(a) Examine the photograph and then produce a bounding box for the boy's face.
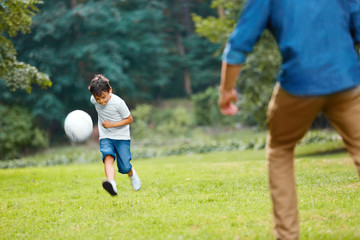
[94,89,112,106]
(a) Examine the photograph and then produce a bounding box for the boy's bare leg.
[103,155,118,196]
[127,168,133,176]
[104,155,115,180]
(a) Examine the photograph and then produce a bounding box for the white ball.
[64,110,93,143]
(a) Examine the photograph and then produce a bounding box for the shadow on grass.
[296,147,346,158]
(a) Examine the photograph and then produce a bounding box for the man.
[219,1,360,239]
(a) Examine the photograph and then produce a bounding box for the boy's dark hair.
[89,74,111,96]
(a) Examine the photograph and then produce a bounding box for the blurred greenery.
[0,127,345,168]
[1,0,329,160]
[0,105,49,159]
[1,0,223,148]
[0,0,52,92]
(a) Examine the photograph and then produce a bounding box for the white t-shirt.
[90,93,131,140]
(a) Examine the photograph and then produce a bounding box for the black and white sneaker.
[102,179,118,196]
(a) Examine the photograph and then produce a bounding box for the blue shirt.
[223,0,360,96]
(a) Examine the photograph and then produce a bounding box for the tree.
[2,0,178,139]
[0,0,223,142]
[0,0,52,92]
[162,0,220,96]
[2,0,175,135]
[193,0,281,127]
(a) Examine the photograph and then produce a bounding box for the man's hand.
[219,89,238,115]
[218,61,242,115]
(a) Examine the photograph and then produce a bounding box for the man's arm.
[102,115,133,128]
[218,61,242,115]
[218,0,270,115]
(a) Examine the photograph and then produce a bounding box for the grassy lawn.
[1,145,359,239]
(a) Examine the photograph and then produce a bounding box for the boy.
[89,74,141,196]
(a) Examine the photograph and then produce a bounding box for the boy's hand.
[102,120,113,128]
[101,115,133,128]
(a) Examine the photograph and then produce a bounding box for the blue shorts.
[99,139,132,174]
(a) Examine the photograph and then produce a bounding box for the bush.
[131,104,153,138]
[156,107,193,136]
[299,130,341,145]
[132,104,194,139]
[0,105,49,160]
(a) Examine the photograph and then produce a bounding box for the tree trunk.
[176,33,192,95]
[217,7,225,18]
[183,68,192,96]
[70,0,77,9]
[181,0,193,34]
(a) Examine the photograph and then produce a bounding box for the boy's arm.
[102,115,133,128]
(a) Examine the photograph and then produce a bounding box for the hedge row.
[0,131,341,169]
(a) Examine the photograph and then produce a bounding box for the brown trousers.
[266,84,360,240]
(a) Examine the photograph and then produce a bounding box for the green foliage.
[0,36,52,92]
[156,107,193,136]
[131,104,153,138]
[0,105,49,160]
[238,31,281,126]
[0,127,344,168]
[134,130,342,159]
[0,145,100,169]
[210,0,244,19]
[192,87,217,125]
[132,103,194,139]
[0,0,38,37]
[299,130,342,145]
[143,137,267,157]
[183,34,222,93]
[192,15,235,44]
[192,0,244,44]
[0,0,52,92]
[192,86,238,126]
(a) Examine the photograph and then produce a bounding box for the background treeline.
[1,0,283,159]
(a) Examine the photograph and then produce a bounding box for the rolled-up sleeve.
[222,0,271,64]
[350,0,360,43]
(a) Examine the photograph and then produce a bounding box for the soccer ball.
[64,110,93,142]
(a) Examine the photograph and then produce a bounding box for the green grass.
[1,146,359,239]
